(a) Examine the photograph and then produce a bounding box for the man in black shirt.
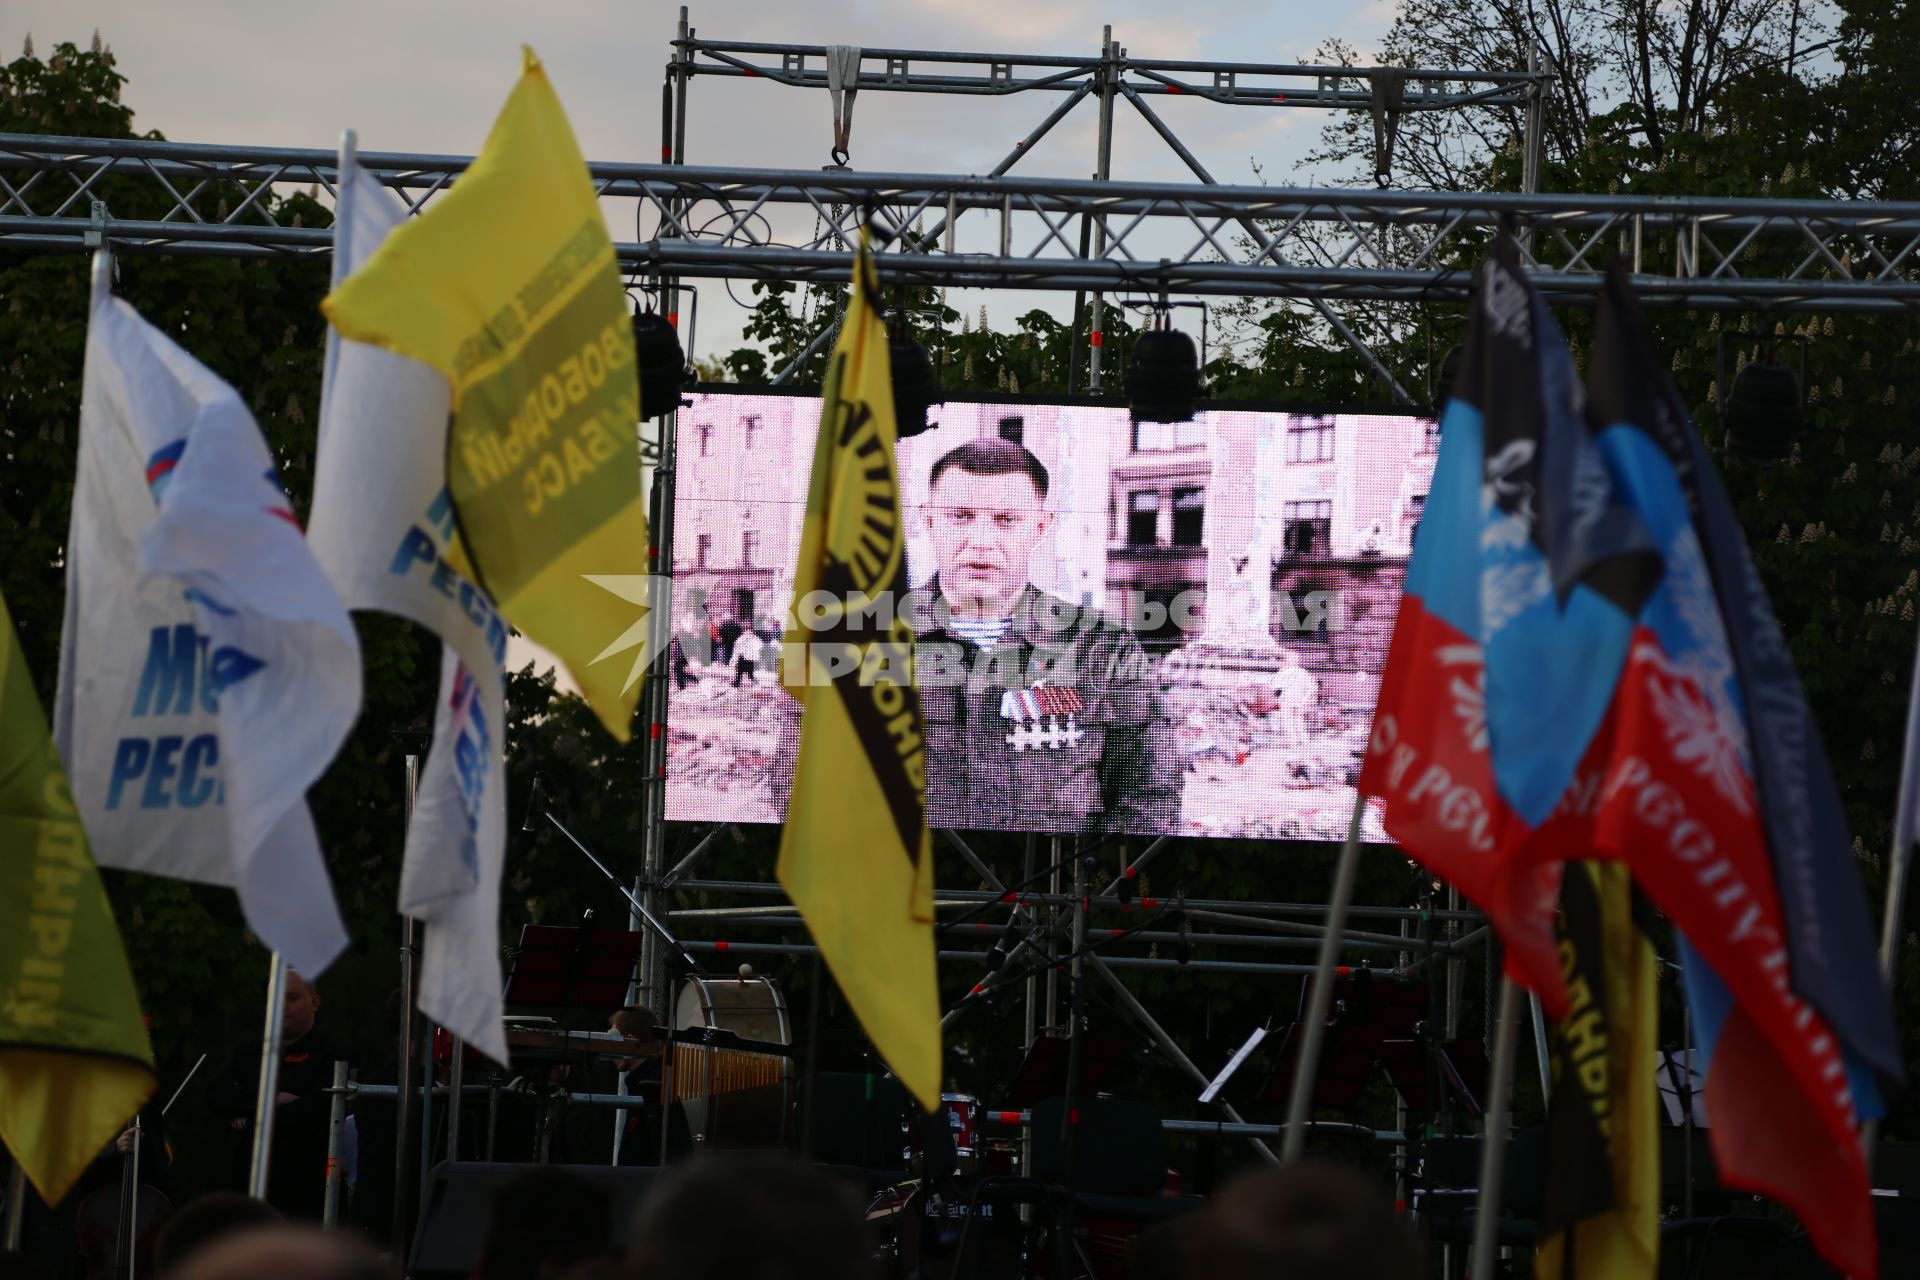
[209,969,350,1221]
[609,1005,663,1166]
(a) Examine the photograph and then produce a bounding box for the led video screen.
[664,391,1437,840]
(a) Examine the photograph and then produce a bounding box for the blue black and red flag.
[1519,259,1902,1278]
[1359,234,1660,1003]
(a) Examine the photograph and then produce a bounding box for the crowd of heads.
[3,1149,1418,1280]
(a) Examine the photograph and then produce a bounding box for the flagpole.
[3,1157,24,1251]
[1469,977,1522,1280]
[1876,622,1920,983]
[1528,992,1552,1104]
[1281,788,1368,1161]
[247,953,290,1197]
[1867,621,1920,1151]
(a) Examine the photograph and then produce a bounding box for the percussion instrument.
[864,1179,1026,1280]
[906,1093,981,1176]
[670,975,794,1148]
[502,1026,661,1063]
[75,1132,170,1280]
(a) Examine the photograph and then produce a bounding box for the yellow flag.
[323,48,648,740]
[0,587,155,1204]
[777,229,940,1111]
[1535,861,1659,1280]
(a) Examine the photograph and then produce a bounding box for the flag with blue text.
[312,149,510,1063]
[55,291,359,977]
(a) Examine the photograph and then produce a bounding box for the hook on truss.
[826,44,861,168]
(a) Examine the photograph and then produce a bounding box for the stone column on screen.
[1197,411,1279,654]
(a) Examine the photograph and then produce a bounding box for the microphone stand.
[535,808,705,979]
[945,907,1181,1022]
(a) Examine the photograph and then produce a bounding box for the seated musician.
[610,1005,664,1166]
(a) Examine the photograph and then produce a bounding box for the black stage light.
[1128,320,1200,424]
[632,310,686,421]
[1724,356,1801,460]
[890,330,942,438]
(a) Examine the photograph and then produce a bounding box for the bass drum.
[671,974,795,1150]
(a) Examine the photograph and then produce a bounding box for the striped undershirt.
[947,616,1012,650]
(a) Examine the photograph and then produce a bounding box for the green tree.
[713,276,1148,400]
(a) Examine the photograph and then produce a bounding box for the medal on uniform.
[1000,685,1086,751]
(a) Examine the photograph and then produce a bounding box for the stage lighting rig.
[632,309,686,421]
[1724,355,1802,461]
[889,324,942,439]
[1127,297,1205,424]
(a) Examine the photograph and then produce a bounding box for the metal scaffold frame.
[7,148,1920,312]
[4,11,1909,1205]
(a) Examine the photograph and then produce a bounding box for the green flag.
[0,586,154,1204]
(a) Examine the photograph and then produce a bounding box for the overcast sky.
[14,1,1418,357]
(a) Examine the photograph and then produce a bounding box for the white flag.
[311,149,510,1064]
[55,292,360,977]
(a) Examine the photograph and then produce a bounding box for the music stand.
[1260,1021,1376,1111]
[1377,1037,1491,1116]
[504,925,648,1013]
[1000,1034,1125,1110]
[1258,971,1433,1111]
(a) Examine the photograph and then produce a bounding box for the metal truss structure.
[7,135,1920,312]
[675,36,1545,113]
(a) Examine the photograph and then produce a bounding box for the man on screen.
[912,438,1180,833]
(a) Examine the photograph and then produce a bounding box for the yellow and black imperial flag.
[1535,861,1659,1280]
[777,225,940,1111]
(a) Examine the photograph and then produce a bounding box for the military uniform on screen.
[914,583,1180,834]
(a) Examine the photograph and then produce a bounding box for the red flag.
[1360,596,1563,1001]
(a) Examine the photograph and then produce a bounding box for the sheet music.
[1200,1025,1270,1104]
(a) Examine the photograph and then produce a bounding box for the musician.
[208,970,350,1221]
[609,1006,663,1166]
[8,1102,174,1278]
